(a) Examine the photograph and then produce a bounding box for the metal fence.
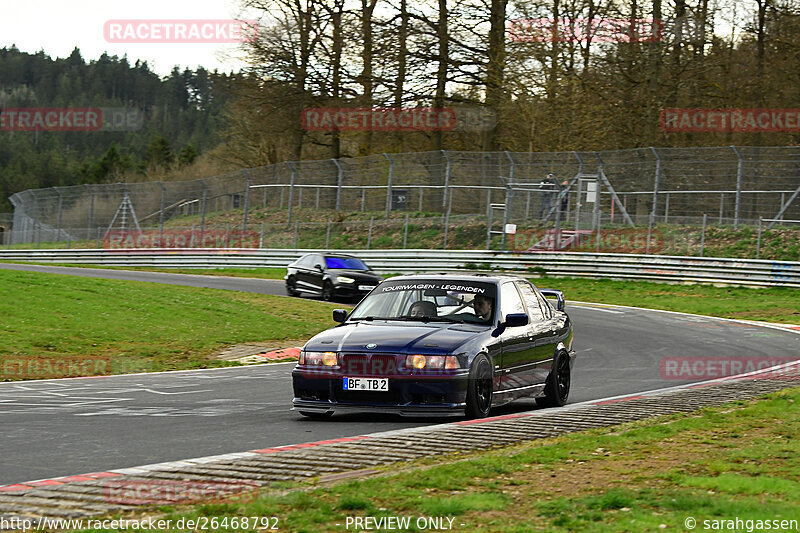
[7,147,800,246]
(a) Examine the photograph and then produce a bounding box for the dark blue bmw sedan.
[292,273,575,418]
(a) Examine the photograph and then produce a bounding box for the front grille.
[340,354,406,377]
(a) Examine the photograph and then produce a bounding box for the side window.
[311,254,324,269]
[297,254,313,268]
[500,282,526,319]
[516,282,545,321]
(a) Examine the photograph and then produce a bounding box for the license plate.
[343,377,388,391]
[358,285,376,291]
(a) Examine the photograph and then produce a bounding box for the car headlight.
[299,350,339,367]
[405,355,461,370]
[337,276,355,284]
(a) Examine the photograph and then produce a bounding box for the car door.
[295,254,318,293]
[308,254,325,294]
[498,282,537,393]
[516,281,557,384]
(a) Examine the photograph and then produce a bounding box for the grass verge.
[0,268,339,379]
[79,386,800,532]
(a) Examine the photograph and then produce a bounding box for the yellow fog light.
[322,352,338,366]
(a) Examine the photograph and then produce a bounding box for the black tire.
[298,410,333,419]
[465,354,493,418]
[322,281,334,301]
[538,351,571,408]
[286,276,299,297]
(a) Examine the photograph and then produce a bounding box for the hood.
[305,320,486,355]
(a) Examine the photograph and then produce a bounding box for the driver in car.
[472,294,494,322]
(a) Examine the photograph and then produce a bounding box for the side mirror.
[315,264,324,272]
[504,313,529,328]
[332,309,348,323]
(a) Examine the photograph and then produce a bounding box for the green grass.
[75,387,800,532]
[0,269,340,379]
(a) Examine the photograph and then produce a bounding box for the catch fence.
[7,147,800,248]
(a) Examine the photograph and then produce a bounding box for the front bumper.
[292,368,470,417]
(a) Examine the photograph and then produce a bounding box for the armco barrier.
[1,249,798,288]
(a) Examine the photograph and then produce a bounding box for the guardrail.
[1,249,798,288]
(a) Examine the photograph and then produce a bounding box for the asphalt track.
[1,263,799,486]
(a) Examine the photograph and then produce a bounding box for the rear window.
[325,256,369,270]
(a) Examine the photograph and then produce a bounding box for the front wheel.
[286,276,299,297]
[322,281,334,301]
[465,354,493,418]
[538,351,571,408]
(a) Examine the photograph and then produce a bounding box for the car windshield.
[348,279,497,324]
[325,256,369,270]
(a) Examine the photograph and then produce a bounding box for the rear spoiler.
[539,289,565,311]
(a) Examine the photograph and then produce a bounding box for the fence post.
[200,183,208,233]
[719,193,724,224]
[700,213,707,257]
[756,217,762,259]
[646,212,654,254]
[442,150,451,212]
[574,152,584,231]
[241,169,251,230]
[650,147,662,225]
[54,187,63,243]
[383,153,393,219]
[502,151,516,252]
[664,193,670,223]
[361,188,366,212]
[332,158,344,211]
[96,226,101,248]
[293,221,299,249]
[259,222,264,249]
[367,215,374,249]
[326,217,331,249]
[157,181,166,245]
[87,185,95,231]
[595,210,602,252]
[286,161,296,224]
[731,146,743,229]
[442,151,453,248]
[403,213,409,249]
